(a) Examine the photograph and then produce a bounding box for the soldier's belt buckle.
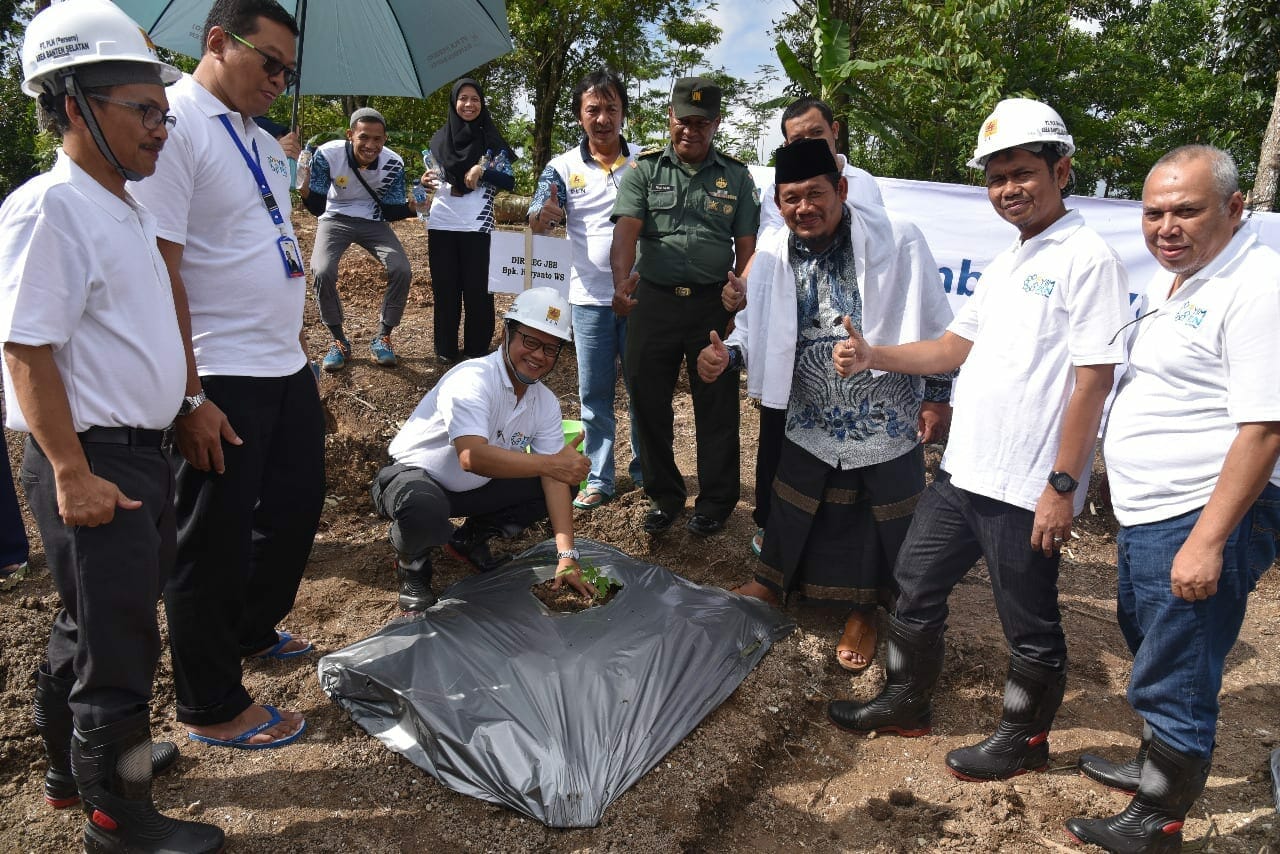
[674,286,692,297]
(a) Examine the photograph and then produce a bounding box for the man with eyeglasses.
[129,0,321,751]
[528,69,643,513]
[371,288,595,611]
[2,0,224,849]
[1065,145,1280,852]
[610,77,759,537]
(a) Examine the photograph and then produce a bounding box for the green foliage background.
[1,0,1277,202]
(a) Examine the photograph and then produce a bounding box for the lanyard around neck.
[217,114,287,233]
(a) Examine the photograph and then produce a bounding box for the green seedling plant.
[577,561,618,603]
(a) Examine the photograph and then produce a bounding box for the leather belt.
[78,426,166,448]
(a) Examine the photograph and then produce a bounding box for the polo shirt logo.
[267,154,289,178]
[1174,302,1208,328]
[1022,273,1056,297]
[569,173,587,193]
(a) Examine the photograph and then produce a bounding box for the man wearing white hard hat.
[0,1,223,850]
[372,287,595,611]
[827,98,1131,783]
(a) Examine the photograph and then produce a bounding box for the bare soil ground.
[2,215,1277,853]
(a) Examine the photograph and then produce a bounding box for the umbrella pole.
[290,0,309,133]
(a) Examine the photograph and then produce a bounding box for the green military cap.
[671,77,721,120]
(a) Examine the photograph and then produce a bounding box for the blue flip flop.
[247,630,313,660]
[188,705,306,751]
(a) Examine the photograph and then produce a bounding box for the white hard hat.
[968,98,1075,169]
[21,0,181,97]
[505,287,573,342]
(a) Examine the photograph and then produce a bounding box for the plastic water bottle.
[418,149,436,222]
[295,145,313,191]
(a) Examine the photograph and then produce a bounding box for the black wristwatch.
[726,346,744,371]
[1048,470,1079,494]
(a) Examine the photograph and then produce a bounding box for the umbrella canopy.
[115,0,512,98]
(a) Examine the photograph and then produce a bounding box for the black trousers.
[371,463,546,580]
[164,367,325,726]
[623,280,740,520]
[23,434,175,729]
[752,405,785,529]
[893,472,1066,668]
[428,228,495,359]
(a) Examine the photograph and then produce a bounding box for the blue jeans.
[1117,482,1280,759]
[572,304,641,495]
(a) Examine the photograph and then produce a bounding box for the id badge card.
[277,234,305,278]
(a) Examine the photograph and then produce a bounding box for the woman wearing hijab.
[422,78,517,363]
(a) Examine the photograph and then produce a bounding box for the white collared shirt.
[0,153,185,431]
[389,349,564,492]
[128,74,306,378]
[1105,223,1280,525]
[943,210,1130,514]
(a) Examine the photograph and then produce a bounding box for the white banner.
[751,168,1280,313]
[487,229,572,299]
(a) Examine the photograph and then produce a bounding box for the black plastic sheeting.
[318,538,795,827]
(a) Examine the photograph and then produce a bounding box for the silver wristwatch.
[556,548,580,562]
[177,391,207,417]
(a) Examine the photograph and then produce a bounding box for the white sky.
[704,0,794,162]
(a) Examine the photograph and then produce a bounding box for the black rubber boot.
[73,711,224,854]
[1065,735,1211,853]
[827,617,944,737]
[35,664,179,809]
[395,555,436,612]
[1078,721,1152,794]
[945,653,1065,781]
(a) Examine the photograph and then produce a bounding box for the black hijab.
[430,78,513,194]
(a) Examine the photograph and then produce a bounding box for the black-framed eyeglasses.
[516,331,563,358]
[228,31,299,89]
[85,94,177,130]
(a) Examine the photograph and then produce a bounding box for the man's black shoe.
[686,513,725,536]
[445,523,507,572]
[643,508,677,534]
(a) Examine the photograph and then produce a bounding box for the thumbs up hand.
[721,269,747,312]
[540,182,566,228]
[833,316,874,377]
[697,330,733,384]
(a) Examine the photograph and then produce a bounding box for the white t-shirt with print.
[389,349,563,492]
[128,74,306,378]
[0,153,185,431]
[942,210,1130,515]
[1104,224,1280,526]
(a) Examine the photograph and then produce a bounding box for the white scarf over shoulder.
[727,196,953,410]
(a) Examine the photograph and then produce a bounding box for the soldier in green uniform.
[610,77,760,536]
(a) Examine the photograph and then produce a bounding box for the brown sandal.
[836,610,878,671]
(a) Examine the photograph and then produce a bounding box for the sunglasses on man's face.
[228,31,299,89]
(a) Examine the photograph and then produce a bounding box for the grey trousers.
[310,213,412,330]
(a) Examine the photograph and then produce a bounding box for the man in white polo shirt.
[528,68,643,510]
[371,288,595,610]
[299,107,414,371]
[826,99,1131,783]
[1,1,223,850]
[1065,145,1280,852]
[129,0,321,750]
